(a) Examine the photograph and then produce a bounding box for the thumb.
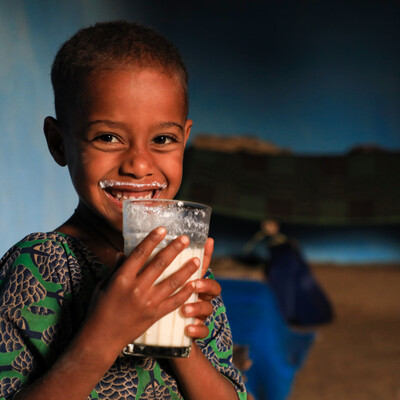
[115,251,126,269]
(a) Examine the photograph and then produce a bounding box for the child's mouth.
[99,180,167,204]
[107,189,154,201]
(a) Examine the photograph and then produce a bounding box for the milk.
[124,235,204,348]
[122,199,211,357]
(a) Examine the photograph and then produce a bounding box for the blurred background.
[1,0,399,262]
[0,1,399,399]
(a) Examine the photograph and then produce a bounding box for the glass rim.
[122,198,212,211]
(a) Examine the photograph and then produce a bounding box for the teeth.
[100,180,167,190]
[110,190,153,201]
[133,192,153,200]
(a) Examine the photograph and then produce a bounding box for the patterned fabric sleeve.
[196,271,247,400]
[0,234,75,400]
[0,235,247,400]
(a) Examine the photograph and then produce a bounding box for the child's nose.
[119,148,154,178]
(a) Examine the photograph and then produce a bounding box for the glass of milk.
[122,199,212,358]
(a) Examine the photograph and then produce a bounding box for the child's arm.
[172,343,239,399]
[172,277,241,400]
[13,228,199,400]
[169,239,245,399]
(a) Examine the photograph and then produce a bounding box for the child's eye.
[96,134,119,143]
[153,135,177,145]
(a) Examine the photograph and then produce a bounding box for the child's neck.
[57,207,123,269]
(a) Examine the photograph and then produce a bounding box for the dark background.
[1,0,399,262]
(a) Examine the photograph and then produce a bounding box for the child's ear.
[43,116,67,166]
[184,119,193,146]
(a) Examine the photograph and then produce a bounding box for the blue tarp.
[219,278,315,400]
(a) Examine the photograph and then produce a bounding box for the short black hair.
[51,20,188,126]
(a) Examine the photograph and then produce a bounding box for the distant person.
[245,220,333,326]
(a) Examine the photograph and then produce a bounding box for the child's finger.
[201,237,214,277]
[156,279,196,318]
[121,226,167,276]
[136,235,191,289]
[151,257,200,303]
[182,300,213,321]
[185,323,210,339]
[193,278,221,301]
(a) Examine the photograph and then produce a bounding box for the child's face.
[56,68,191,231]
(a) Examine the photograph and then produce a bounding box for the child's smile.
[99,179,167,203]
[49,68,192,232]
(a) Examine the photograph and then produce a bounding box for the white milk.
[125,236,204,348]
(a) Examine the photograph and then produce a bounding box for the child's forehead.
[79,67,186,103]
[88,65,182,85]
[77,65,180,97]
[66,67,187,127]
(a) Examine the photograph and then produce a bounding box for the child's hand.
[83,227,200,356]
[181,237,221,339]
[182,278,221,339]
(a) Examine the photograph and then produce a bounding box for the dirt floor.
[289,263,400,400]
[212,259,400,400]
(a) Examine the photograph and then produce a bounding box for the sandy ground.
[289,264,400,400]
[212,259,400,400]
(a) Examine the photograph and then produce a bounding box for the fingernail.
[187,325,196,334]
[184,305,194,314]
[155,227,167,236]
[181,235,190,245]
[194,279,203,289]
[193,257,200,267]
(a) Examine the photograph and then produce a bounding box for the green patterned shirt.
[0,232,246,399]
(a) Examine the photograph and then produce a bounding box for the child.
[0,21,246,400]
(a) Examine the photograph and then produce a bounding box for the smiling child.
[0,21,246,400]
